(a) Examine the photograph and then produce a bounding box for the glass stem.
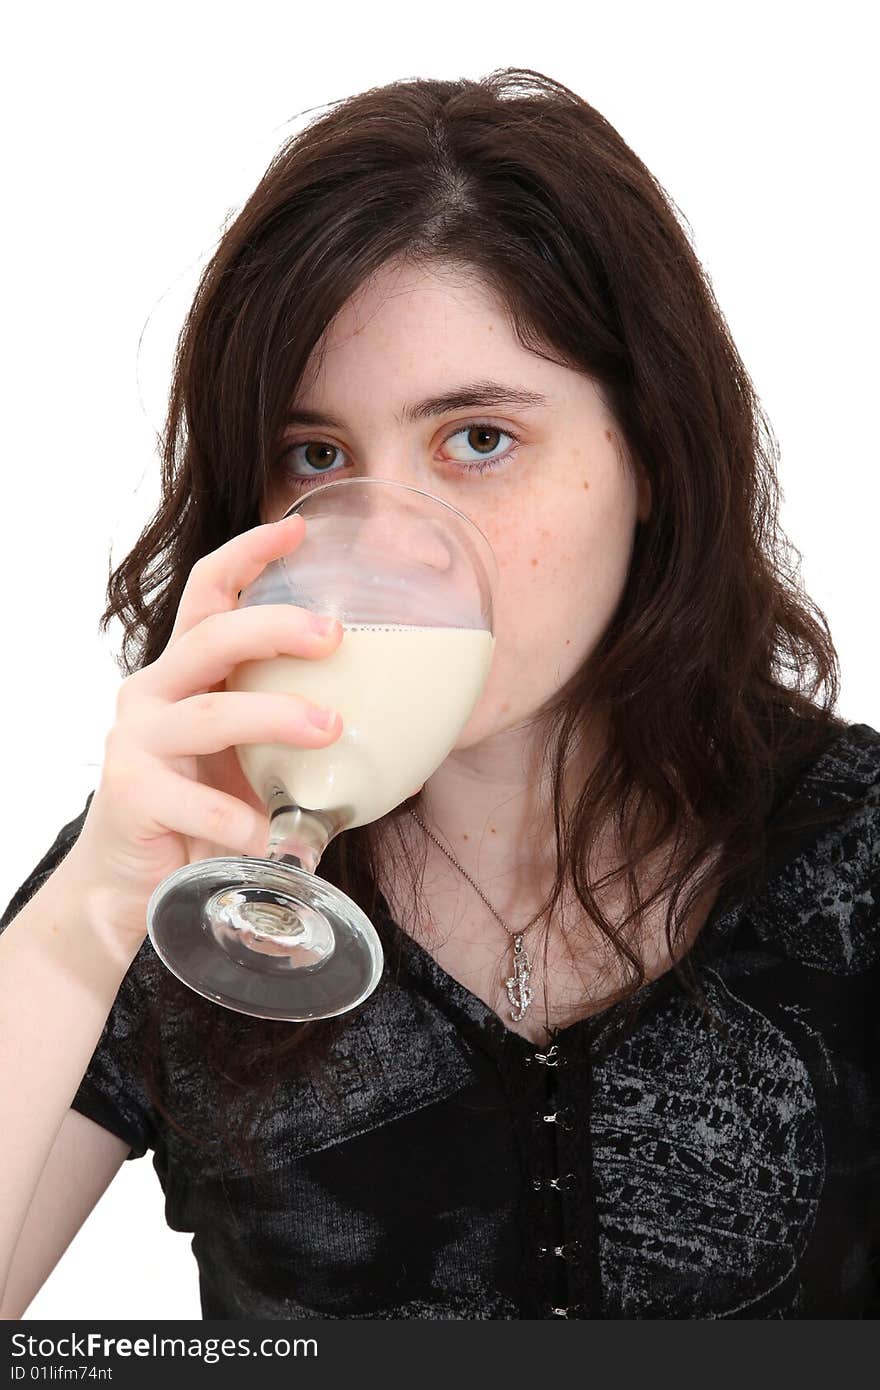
[264,789,336,874]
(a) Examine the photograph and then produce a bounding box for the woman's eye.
[276,421,520,486]
[281,441,344,480]
[442,424,515,462]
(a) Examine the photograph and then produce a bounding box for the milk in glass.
[228,623,494,828]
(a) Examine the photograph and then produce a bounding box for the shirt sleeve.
[0,792,160,1161]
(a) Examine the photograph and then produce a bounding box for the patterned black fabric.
[2,721,878,1319]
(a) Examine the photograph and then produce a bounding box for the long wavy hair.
[98,67,845,1180]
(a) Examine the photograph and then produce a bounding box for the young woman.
[1,68,877,1321]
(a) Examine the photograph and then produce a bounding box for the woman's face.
[262,258,650,752]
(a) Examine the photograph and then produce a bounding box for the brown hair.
[101,67,845,1180]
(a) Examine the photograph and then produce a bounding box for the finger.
[168,513,305,645]
[138,602,342,704]
[140,690,342,759]
[137,762,269,856]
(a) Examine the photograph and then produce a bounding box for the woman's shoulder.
[794,719,880,801]
[749,718,880,974]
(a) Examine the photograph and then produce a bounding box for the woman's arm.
[0,854,143,1314]
[0,1109,131,1319]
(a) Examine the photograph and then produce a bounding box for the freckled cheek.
[483,519,564,577]
[486,509,602,656]
[489,556,574,666]
[460,547,585,740]
[488,508,570,579]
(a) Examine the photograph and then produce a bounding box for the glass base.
[146,856,384,1021]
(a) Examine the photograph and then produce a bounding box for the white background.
[2,0,877,1321]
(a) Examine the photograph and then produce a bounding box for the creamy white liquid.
[228,624,495,829]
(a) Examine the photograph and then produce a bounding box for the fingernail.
[308,706,337,730]
[310,613,338,636]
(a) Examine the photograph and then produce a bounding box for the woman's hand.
[65,514,343,949]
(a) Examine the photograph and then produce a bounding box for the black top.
[2,721,878,1320]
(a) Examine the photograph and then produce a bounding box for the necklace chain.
[407,806,545,1022]
[406,809,545,938]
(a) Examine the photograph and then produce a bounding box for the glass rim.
[280,476,499,588]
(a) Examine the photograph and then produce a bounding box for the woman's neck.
[401,716,607,902]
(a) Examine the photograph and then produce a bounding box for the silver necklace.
[407,807,545,1023]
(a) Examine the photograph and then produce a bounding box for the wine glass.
[146,477,498,1022]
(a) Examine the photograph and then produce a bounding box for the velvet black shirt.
[2,721,878,1319]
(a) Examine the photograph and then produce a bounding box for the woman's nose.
[352,495,454,574]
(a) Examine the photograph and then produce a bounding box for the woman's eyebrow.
[284,381,550,429]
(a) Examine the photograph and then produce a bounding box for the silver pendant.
[505,933,533,1021]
